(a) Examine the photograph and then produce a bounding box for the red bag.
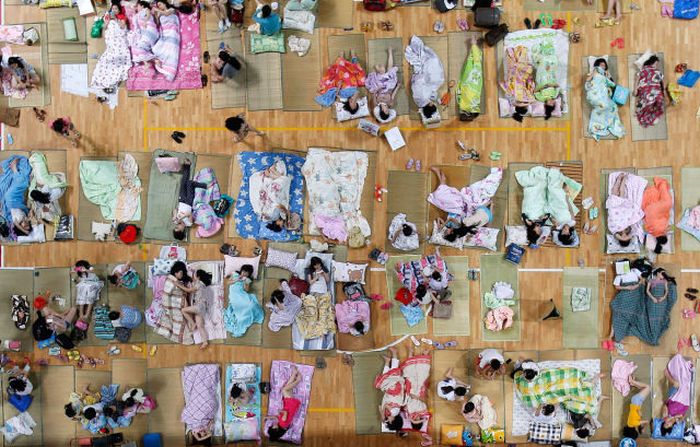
[395,287,413,306]
[363,0,388,11]
[288,275,309,296]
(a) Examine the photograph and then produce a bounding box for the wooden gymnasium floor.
[3,0,700,446]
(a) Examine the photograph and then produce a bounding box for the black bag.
[55,333,75,349]
[435,0,458,13]
[484,23,508,47]
[475,7,501,27]
[343,282,367,301]
[115,327,132,343]
[363,0,388,11]
[31,315,52,341]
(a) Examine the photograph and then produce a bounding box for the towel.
[611,359,638,397]
[667,353,694,407]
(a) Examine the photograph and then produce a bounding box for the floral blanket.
[395,253,451,293]
[294,293,336,340]
[264,361,314,445]
[181,364,223,435]
[192,168,223,238]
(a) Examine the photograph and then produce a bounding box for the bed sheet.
[512,359,601,436]
[126,10,203,91]
[224,364,262,442]
[234,152,305,241]
[264,361,314,445]
[500,29,570,116]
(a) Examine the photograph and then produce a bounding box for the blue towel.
[399,304,425,327]
[314,87,358,107]
[678,70,700,88]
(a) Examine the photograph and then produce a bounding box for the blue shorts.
[668,386,678,400]
[631,391,647,406]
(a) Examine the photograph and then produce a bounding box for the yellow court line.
[144,126,570,133]
[566,120,572,161]
[566,12,572,33]
[142,98,149,151]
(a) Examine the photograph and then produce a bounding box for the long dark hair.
[654,235,668,254]
[512,105,528,123]
[216,52,242,74]
[170,261,192,283]
[444,224,477,242]
[643,55,659,67]
[544,103,555,121]
[305,256,328,278]
[195,269,212,287]
[343,100,359,114]
[74,260,92,278]
[651,267,676,285]
[7,56,24,70]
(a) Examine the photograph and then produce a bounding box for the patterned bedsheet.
[264,361,314,444]
[234,152,305,241]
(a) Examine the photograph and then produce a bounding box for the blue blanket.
[0,155,31,240]
[234,152,305,241]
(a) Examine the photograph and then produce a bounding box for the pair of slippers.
[11,295,29,330]
[406,159,422,171]
[171,130,186,144]
[685,287,698,300]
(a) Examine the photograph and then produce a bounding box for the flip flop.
[614,342,628,356]
[415,160,422,171]
[380,302,392,310]
[692,334,700,352]
[410,336,421,347]
[420,338,434,345]
[434,342,445,350]
[444,341,458,348]
[406,158,415,170]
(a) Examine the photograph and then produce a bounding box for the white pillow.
[429,220,465,249]
[282,9,315,34]
[331,261,367,284]
[505,225,528,247]
[224,255,261,279]
[265,248,298,272]
[634,50,654,71]
[296,251,334,279]
[588,55,609,72]
[464,227,500,251]
[606,234,641,254]
[335,96,370,122]
[224,417,260,442]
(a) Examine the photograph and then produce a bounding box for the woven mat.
[431,350,470,444]
[9,23,51,108]
[386,170,429,254]
[681,167,700,251]
[118,151,152,238]
[447,31,485,115]
[471,164,508,247]
[206,18,247,109]
[598,0,637,13]
[245,32,283,111]
[191,154,232,244]
[327,33,366,70]
[507,162,540,226]
[562,268,600,348]
[147,368,186,444]
[409,35,449,121]
[387,255,428,336]
[107,262,146,343]
[611,354,652,438]
[434,256,470,336]
[581,55,620,140]
[46,8,88,64]
[351,352,383,435]
[40,366,76,445]
[367,38,409,116]
[112,359,148,442]
[627,53,668,142]
[480,254,520,341]
[282,30,321,111]
[316,0,355,29]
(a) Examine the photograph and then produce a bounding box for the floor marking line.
[143,126,570,133]
[142,98,149,151]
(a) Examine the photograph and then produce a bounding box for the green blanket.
[29,152,67,190]
[79,160,120,220]
[515,366,598,415]
[515,165,582,223]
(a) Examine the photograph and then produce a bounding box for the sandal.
[434,342,445,350]
[614,342,628,357]
[406,158,415,170]
[315,356,327,370]
[380,302,392,310]
[420,338,434,345]
[688,288,699,294]
[685,293,697,300]
[457,18,469,31]
[601,339,614,352]
[444,341,458,348]
[360,21,373,32]
[414,160,422,171]
[683,308,696,319]
[378,20,394,32]
[202,51,210,63]
[410,336,421,347]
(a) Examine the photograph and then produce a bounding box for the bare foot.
[200,341,208,350]
[388,346,398,357]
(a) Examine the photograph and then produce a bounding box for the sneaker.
[218,20,225,33]
[224,18,231,28]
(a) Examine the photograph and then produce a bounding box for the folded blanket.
[667,354,693,408]
[181,364,221,433]
[79,160,121,221]
[642,177,672,238]
[611,359,637,397]
[606,172,647,237]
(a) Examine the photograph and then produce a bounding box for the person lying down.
[249,159,300,233]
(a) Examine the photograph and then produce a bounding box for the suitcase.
[474,6,500,27]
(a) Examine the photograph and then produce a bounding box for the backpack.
[343,282,367,301]
[31,314,52,341]
[363,0,389,11]
[484,23,508,47]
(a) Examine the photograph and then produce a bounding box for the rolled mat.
[112,359,148,442]
[387,170,430,254]
[599,0,636,13]
[223,268,264,346]
[107,262,147,343]
[562,267,600,349]
[627,53,668,142]
[638,166,674,254]
[507,162,540,226]
[681,167,700,251]
[448,31,486,115]
[260,243,308,349]
[316,0,355,29]
[611,354,652,438]
[480,254,520,342]
[471,164,508,247]
[46,8,87,64]
[351,352,384,435]
[244,32,283,111]
[118,151,152,240]
[387,255,428,336]
[433,256,470,336]
[0,269,36,352]
[191,154,232,244]
[77,156,118,242]
[204,15,246,107]
[466,349,506,430]
[40,366,76,446]
[147,368,186,444]
[9,23,51,108]
[282,30,322,111]
[431,349,470,444]
[581,55,620,140]
[143,150,196,242]
[504,350,540,443]
[367,38,409,116]
[408,35,449,121]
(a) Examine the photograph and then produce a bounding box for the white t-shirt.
[175,203,193,227]
[10,208,26,225]
[478,349,504,369]
[437,378,457,401]
[613,268,642,287]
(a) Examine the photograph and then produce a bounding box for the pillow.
[40,0,71,8]
[335,97,370,122]
[587,55,609,72]
[250,32,285,54]
[505,225,528,247]
[429,220,465,249]
[332,261,367,284]
[552,229,581,248]
[634,50,654,71]
[265,248,298,272]
[464,227,499,251]
[154,156,181,174]
[441,424,466,447]
[224,255,261,279]
[282,9,316,34]
[62,18,78,41]
[152,258,175,276]
[302,251,333,276]
[651,418,685,440]
[224,417,260,442]
[606,234,640,254]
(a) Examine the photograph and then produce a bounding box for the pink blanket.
[264,361,314,444]
[126,10,202,91]
[606,171,648,237]
[667,354,693,407]
[611,359,637,397]
[335,300,370,334]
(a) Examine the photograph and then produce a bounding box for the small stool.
[143,433,162,447]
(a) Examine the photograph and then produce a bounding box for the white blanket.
[500,29,570,116]
[511,359,601,436]
[405,35,445,109]
[302,148,371,238]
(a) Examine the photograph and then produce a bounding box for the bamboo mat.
[680,167,700,251]
[245,32,283,111]
[282,31,322,111]
[8,23,51,108]
[387,170,430,254]
[206,18,247,109]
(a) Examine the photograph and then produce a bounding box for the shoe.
[203,51,210,63]
[444,341,458,348]
[688,288,699,294]
[406,158,415,170]
[171,133,183,144]
[173,131,186,138]
[434,342,445,350]
[201,74,208,87]
[524,17,532,29]
[415,160,422,171]
[686,293,697,300]
[410,336,421,347]
[420,338,434,345]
